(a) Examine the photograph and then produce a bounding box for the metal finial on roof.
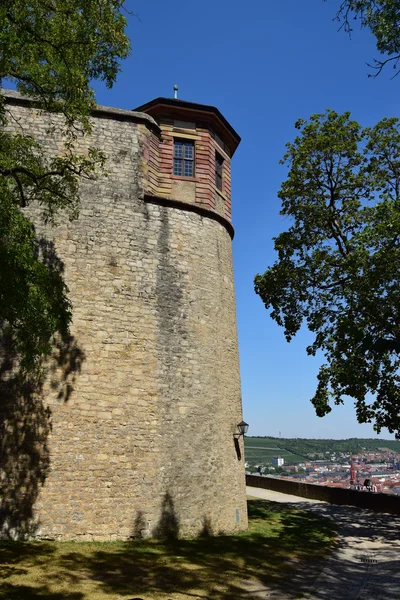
[173,85,178,99]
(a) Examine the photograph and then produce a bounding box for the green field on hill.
[244,438,306,465]
[244,436,400,465]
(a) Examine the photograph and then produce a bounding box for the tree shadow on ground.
[0,586,83,600]
[0,240,84,541]
[0,542,68,599]
[76,500,335,599]
[275,499,400,599]
[0,499,335,600]
[292,500,400,545]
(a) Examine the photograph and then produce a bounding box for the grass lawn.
[0,499,337,600]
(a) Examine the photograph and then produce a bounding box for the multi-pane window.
[173,139,194,177]
[215,152,224,191]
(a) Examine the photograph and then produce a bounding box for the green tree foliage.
[254,110,400,437]
[331,0,400,76]
[0,0,130,377]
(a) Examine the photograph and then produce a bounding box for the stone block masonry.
[1,91,248,540]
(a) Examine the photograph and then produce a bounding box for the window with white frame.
[173,139,195,177]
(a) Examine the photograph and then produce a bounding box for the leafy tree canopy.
[0,0,130,377]
[330,0,400,77]
[255,110,400,437]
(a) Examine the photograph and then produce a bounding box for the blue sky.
[93,0,397,439]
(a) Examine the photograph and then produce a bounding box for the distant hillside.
[243,438,307,465]
[244,436,400,466]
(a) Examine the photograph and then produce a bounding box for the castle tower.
[134,95,240,223]
[1,90,247,540]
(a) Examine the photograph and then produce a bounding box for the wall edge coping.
[2,89,161,133]
[144,194,235,239]
[246,474,400,514]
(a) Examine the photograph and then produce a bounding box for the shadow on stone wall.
[132,510,147,538]
[153,492,180,541]
[132,496,214,540]
[0,241,85,539]
[0,331,84,539]
[199,515,214,537]
[0,367,51,539]
[48,334,85,403]
[234,437,242,461]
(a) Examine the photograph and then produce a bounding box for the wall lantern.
[234,421,249,438]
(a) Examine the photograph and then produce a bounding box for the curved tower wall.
[3,92,247,540]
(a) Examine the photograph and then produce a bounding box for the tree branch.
[12,173,27,207]
[367,55,400,79]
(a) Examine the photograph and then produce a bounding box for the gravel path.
[247,486,400,599]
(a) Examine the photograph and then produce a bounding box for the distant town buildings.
[246,447,400,495]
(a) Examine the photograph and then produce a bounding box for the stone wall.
[247,474,400,515]
[1,93,248,540]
